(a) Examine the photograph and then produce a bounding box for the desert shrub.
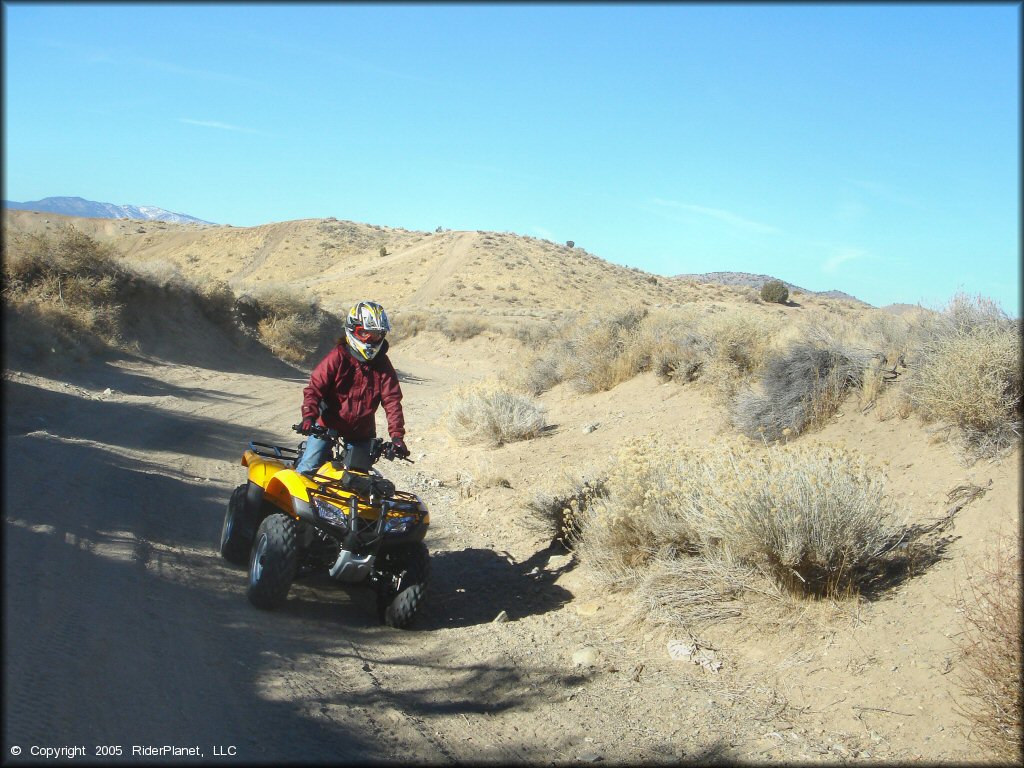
[577,436,910,598]
[241,287,337,365]
[515,352,563,396]
[760,279,789,304]
[440,315,487,341]
[695,307,783,399]
[954,535,1022,761]
[559,306,651,393]
[442,380,548,446]
[905,293,1021,457]
[731,326,876,441]
[387,310,434,343]
[3,228,130,350]
[195,279,236,323]
[526,474,609,549]
[257,313,326,364]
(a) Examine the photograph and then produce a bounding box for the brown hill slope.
[7,210,871,320]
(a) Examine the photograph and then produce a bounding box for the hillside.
[3,210,869,322]
[2,209,1019,764]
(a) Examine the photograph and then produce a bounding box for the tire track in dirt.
[406,232,477,308]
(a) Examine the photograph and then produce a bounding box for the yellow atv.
[219,425,430,628]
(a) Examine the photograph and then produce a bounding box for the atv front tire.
[220,484,254,566]
[377,543,430,629]
[247,513,298,610]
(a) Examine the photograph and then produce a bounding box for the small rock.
[578,750,602,762]
[103,388,113,396]
[572,647,600,667]
[575,602,601,617]
[582,422,599,434]
[492,610,509,623]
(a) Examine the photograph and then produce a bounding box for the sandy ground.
[3,320,1018,765]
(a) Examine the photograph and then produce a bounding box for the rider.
[295,300,410,475]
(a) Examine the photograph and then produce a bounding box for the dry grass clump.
[691,306,784,400]
[513,304,782,398]
[576,436,909,600]
[440,315,487,341]
[559,305,654,393]
[525,474,609,548]
[905,293,1021,458]
[442,379,548,446]
[954,535,1021,761]
[387,310,434,343]
[731,325,877,441]
[3,228,132,356]
[238,287,338,365]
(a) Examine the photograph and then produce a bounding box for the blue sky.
[3,3,1020,314]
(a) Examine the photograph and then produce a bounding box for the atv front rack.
[248,441,300,461]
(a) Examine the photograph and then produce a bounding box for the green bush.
[760,279,789,304]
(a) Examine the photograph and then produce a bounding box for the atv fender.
[263,469,317,524]
[242,450,288,490]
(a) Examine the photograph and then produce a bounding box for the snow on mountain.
[2,196,213,225]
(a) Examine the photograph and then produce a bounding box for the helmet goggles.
[352,325,385,343]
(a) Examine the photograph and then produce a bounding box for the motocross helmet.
[345,300,391,361]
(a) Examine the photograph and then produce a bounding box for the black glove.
[300,416,316,435]
[391,437,410,459]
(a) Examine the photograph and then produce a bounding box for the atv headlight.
[383,515,417,534]
[312,497,348,528]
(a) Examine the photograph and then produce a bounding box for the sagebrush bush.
[695,307,783,399]
[760,279,789,304]
[440,315,487,341]
[905,293,1021,457]
[577,436,908,597]
[239,287,337,365]
[442,380,548,446]
[954,536,1022,761]
[387,310,434,343]
[731,326,877,441]
[559,306,651,393]
[3,228,131,353]
[526,474,609,548]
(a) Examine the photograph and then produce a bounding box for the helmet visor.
[352,325,385,343]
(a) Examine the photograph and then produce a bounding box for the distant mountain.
[674,270,869,306]
[3,196,212,225]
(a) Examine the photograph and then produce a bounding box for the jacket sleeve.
[378,356,406,438]
[302,349,340,420]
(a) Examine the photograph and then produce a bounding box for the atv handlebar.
[291,423,414,464]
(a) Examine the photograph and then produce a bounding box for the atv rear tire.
[377,543,430,629]
[247,513,298,610]
[220,484,254,566]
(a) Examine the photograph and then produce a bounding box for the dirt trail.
[0,351,733,764]
[2,339,1012,764]
[406,232,476,308]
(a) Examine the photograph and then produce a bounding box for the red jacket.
[301,340,405,440]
